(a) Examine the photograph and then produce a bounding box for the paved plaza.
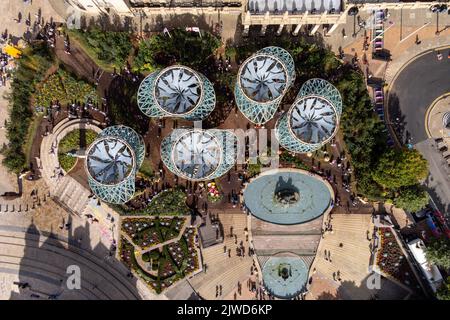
[0,0,448,301]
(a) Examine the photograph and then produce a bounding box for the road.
[388,48,450,215]
[388,49,450,145]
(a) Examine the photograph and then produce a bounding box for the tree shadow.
[8,217,144,300]
[387,92,408,145]
[105,73,149,136]
[423,171,449,215]
[83,13,135,33]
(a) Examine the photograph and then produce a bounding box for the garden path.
[120,218,188,254]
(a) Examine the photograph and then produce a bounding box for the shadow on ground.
[315,275,424,300]
[8,217,143,300]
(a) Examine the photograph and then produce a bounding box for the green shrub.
[3,42,53,173]
[280,151,310,170]
[133,29,220,73]
[68,28,132,70]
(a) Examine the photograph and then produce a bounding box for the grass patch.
[23,114,43,167]
[138,157,154,178]
[57,129,97,172]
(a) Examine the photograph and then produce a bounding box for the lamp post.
[432,4,448,35]
[348,6,359,38]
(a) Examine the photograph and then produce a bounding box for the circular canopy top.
[86,137,134,185]
[172,130,222,180]
[244,169,332,225]
[289,95,338,145]
[154,66,202,115]
[239,54,288,103]
[262,255,309,299]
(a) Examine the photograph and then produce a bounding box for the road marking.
[369,22,396,45]
[400,22,431,43]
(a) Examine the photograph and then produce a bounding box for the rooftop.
[172,130,221,180]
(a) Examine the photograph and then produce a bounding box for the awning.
[2,45,22,58]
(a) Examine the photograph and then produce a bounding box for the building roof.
[248,0,342,14]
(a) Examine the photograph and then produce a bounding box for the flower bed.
[121,217,185,249]
[34,69,98,110]
[119,225,200,294]
[112,189,191,216]
[280,151,310,170]
[206,181,222,203]
[376,227,420,290]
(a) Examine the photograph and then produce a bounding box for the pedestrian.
[415,34,421,45]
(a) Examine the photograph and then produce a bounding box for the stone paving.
[0,0,63,41]
[0,201,163,300]
[0,2,448,300]
[426,94,450,142]
[306,214,375,300]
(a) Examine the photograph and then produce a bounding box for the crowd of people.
[0,52,11,87]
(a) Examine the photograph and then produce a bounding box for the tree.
[437,277,450,300]
[372,149,428,189]
[393,185,429,212]
[133,29,221,73]
[425,237,450,270]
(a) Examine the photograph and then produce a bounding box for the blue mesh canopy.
[137,65,216,121]
[244,169,332,225]
[240,55,287,103]
[290,96,337,144]
[87,138,134,185]
[173,130,221,180]
[155,66,201,114]
[275,78,343,153]
[85,125,144,204]
[262,256,309,299]
[235,46,295,125]
[161,129,237,182]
